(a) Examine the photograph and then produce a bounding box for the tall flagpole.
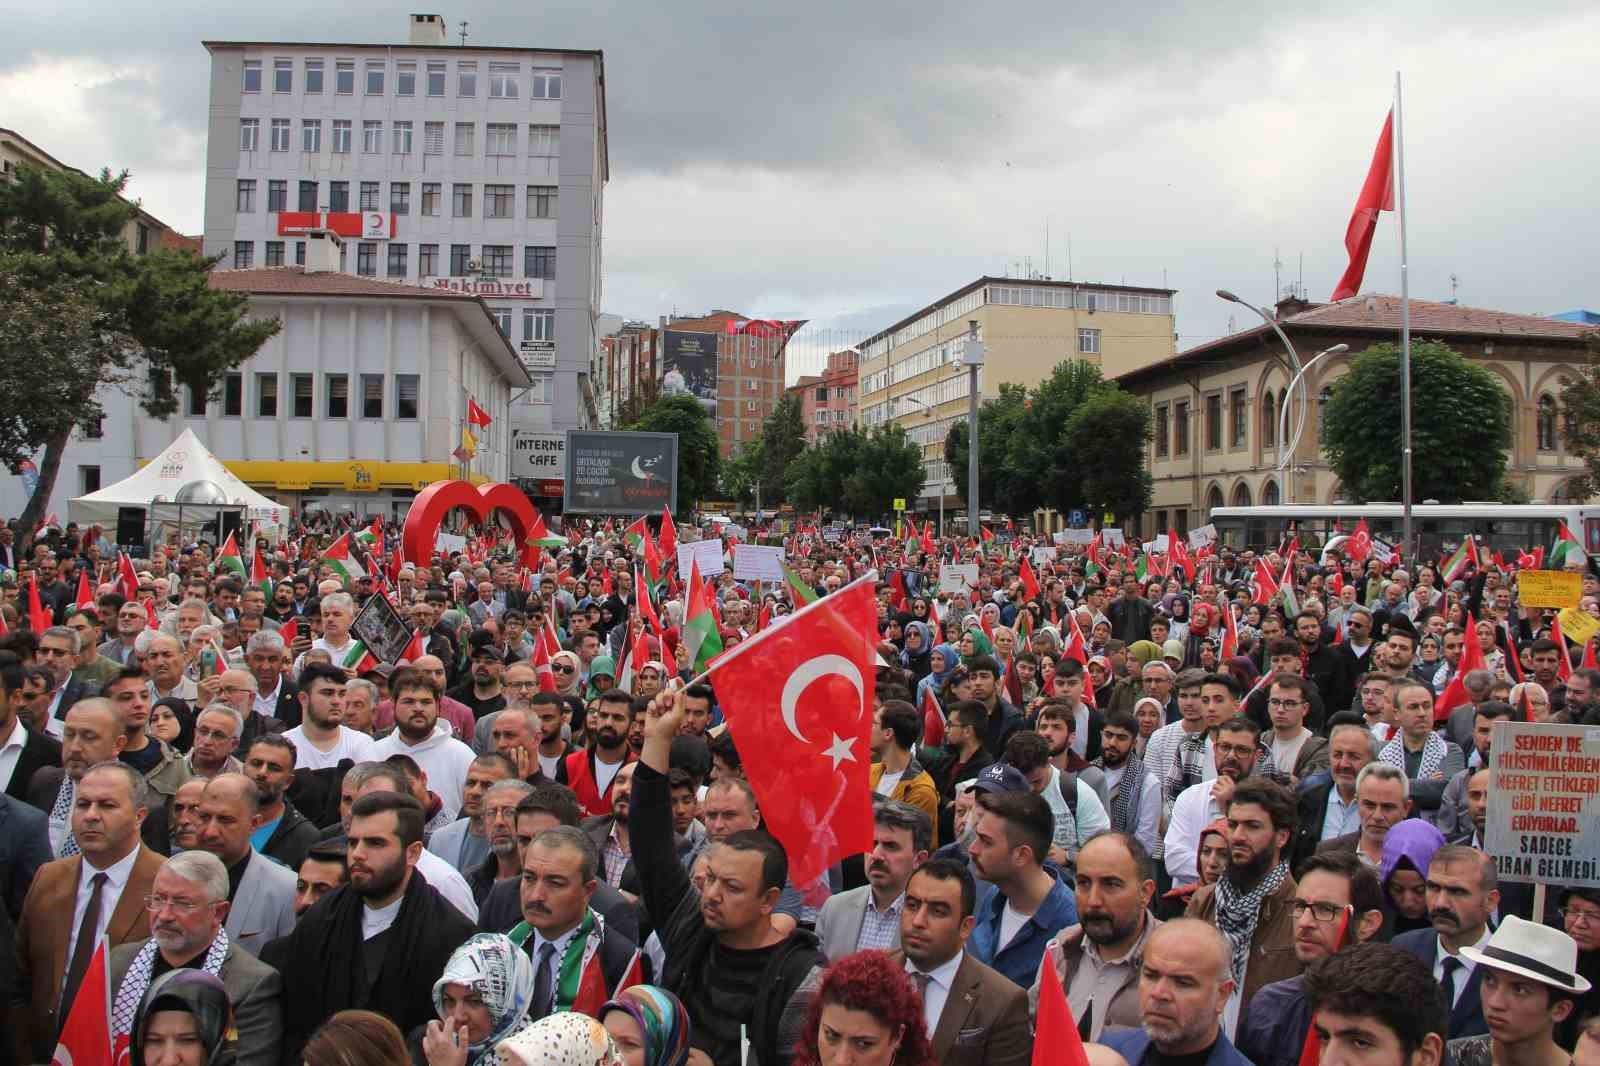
[1395,71,1414,561]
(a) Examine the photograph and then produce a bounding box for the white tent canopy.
[70,429,288,536]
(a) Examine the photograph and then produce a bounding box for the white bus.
[1206,504,1600,561]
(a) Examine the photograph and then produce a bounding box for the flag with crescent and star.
[707,572,880,885]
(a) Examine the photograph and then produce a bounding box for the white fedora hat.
[1460,915,1592,994]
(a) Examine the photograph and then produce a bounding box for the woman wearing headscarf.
[494,1013,624,1066]
[551,650,583,698]
[1379,818,1445,936]
[960,627,994,666]
[1182,602,1215,668]
[900,621,933,684]
[130,969,235,1066]
[586,656,617,700]
[916,643,958,710]
[148,696,196,753]
[421,934,537,1066]
[597,985,695,1066]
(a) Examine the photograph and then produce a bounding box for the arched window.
[1537,395,1557,452]
[1262,478,1280,506]
[1316,387,1333,445]
[1206,484,1224,517]
[1231,482,1253,507]
[1261,390,1277,446]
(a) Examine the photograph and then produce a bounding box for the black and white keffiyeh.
[1379,730,1447,781]
[51,776,79,858]
[111,929,230,1040]
[1213,861,1289,987]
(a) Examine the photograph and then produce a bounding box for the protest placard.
[732,543,784,583]
[1485,720,1600,888]
[1101,529,1126,550]
[1558,607,1600,648]
[1519,570,1583,610]
[1032,546,1057,568]
[676,538,724,579]
[938,563,979,596]
[1188,524,1218,550]
[1054,529,1094,545]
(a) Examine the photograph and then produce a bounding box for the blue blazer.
[1392,928,1488,1039]
[1102,1024,1255,1066]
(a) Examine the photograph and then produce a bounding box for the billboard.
[661,330,718,415]
[509,428,566,480]
[563,431,678,515]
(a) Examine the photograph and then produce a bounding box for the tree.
[785,425,924,521]
[626,394,722,508]
[1065,389,1153,521]
[613,374,663,428]
[759,393,807,505]
[0,164,281,544]
[719,438,765,507]
[1558,332,1600,499]
[943,384,1034,516]
[1322,341,1512,503]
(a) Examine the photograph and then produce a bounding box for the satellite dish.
[175,479,228,504]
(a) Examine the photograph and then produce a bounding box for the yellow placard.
[1558,607,1600,648]
[1519,570,1583,609]
[893,498,906,512]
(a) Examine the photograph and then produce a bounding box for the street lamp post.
[899,394,947,536]
[1277,344,1349,483]
[1217,289,1306,503]
[962,321,985,536]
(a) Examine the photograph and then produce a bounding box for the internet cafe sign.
[422,277,545,300]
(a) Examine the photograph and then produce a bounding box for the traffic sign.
[893,498,906,512]
[1068,509,1087,527]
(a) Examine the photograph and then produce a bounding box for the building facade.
[1112,294,1599,539]
[600,320,659,428]
[0,256,530,521]
[857,276,1177,510]
[199,12,606,454]
[658,311,794,457]
[786,349,860,444]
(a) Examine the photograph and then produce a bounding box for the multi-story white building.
[199,12,608,493]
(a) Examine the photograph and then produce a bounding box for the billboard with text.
[563,431,678,515]
[662,330,718,415]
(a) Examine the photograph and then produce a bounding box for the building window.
[242,60,261,92]
[304,59,323,94]
[522,308,554,342]
[427,61,445,96]
[421,183,440,216]
[457,62,477,97]
[186,385,206,417]
[362,120,382,153]
[527,185,556,218]
[1538,395,1558,451]
[386,244,407,277]
[488,62,518,98]
[1078,328,1101,354]
[396,375,420,419]
[361,374,384,418]
[396,61,416,96]
[1262,479,1280,506]
[526,374,553,404]
[454,122,475,156]
[82,412,103,439]
[328,181,349,212]
[1317,387,1332,444]
[236,179,256,212]
[1154,404,1169,457]
[452,184,473,218]
[359,181,380,211]
[1230,387,1247,448]
[492,308,512,336]
[450,244,471,275]
[271,57,293,93]
[524,245,555,279]
[365,60,384,95]
[335,59,354,94]
[269,119,291,152]
[486,123,516,156]
[1174,400,1190,456]
[815,386,828,401]
[266,180,286,212]
[393,121,413,154]
[326,374,349,418]
[419,244,439,277]
[528,124,559,156]
[239,119,259,151]
[257,374,278,417]
[233,241,253,268]
[390,182,410,215]
[294,241,305,265]
[135,223,150,255]
[1204,393,1222,451]
[264,241,285,266]
[301,119,321,152]
[484,184,514,218]
[1261,390,1276,446]
[531,68,561,99]
[482,245,513,277]
[424,121,444,155]
[356,242,377,276]
[79,466,101,494]
[332,119,351,153]
[222,373,243,416]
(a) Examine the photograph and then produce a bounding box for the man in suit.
[1100,919,1255,1066]
[1392,844,1498,1039]
[36,626,97,739]
[893,857,1030,1066]
[0,651,62,805]
[108,851,283,1066]
[195,773,297,955]
[816,800,932,960]
[28,698,134,857]
[0,792,50,921]
[12,761,165,1064]
[1315,762,1412,868]
[245,630,301,730]
[1289,722,1377,871]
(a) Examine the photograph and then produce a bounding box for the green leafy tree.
[943,384,1034,516]
[1322,340,1511,503]
[0,164,280,545]
[759,393,807,505]
[844,425,927,518]
[613,374,662,429]
[1065,389,1153,521]
[626,394,722,507]
[719,438,765,506]
[1558,332,1600,499]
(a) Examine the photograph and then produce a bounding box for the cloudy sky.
[6,0,1598,380]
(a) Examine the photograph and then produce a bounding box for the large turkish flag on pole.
[1331,110,1395,301]
[708,573,880,885]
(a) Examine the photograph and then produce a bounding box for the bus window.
[1587,518,1600,554]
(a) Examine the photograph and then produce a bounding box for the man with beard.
[242,735,319,871]
[275,791,475,1064]
[1036,701,1107,806]
[1096,709,1161,854]
[195,773,297,957]
[1236,852,1387,1066]
[170,777,208,852]
[1099,919,1253,1066]
[372,667,476,821]
[1291,721,1378,869]
[447,632,508,722]
[816,801,931,959]
[1163,715,1262,886]
[282,663,379,771]
[464,777,534,904]
[1032,832,1162,1038]
[565,690,635,818]
[1378,681,1464,823]
[1393,845,1499,1039]
[1186,777,1300,1040]
[582,761,639,894]
[427,752,516,873]
[108,851,283,1066]
[1437,702,1513,840]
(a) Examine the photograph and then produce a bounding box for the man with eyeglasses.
[211,667,285,757]
[1237,851,1387,1066]
[108,850,284,1066]
[1335,606,1378,692]
[101,600,150,667]
[1392,845,1499,1040]
[188,703,245,777]
[1164,715,1263,887]
[1263,675,1328,788]
[35,625,97,739]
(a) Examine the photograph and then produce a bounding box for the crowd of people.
[2,514,1599,1066]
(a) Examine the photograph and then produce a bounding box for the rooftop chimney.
[302,229,345,274]
[409,13,448,46]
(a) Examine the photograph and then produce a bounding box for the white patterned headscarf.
[433,934,538,1064]
[496,1013,624,1066]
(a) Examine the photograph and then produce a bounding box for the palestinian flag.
[1441,536,1479,583]
[1014,606,1033,642]
[635,565,663,635]
[398,629,427,664]
[1551,521,1585,569]
[216,532,247,582]
[508,913,643,1017]
[336,639,380,673]
[526,510,566,550]
[683,561,723,672]
[980,525,995,544]
[782,561,819,606]
[355,517,383,553]
[322,532,365,584]
[251,550,272,598]
[623,516,651,554]
[1278,554,1300,618]
[1133,555,1149,583]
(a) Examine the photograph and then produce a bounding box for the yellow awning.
[221,460,488,492]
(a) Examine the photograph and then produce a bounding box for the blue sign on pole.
[1068,509,1087,528]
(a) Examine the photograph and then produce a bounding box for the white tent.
[70,428,288,537]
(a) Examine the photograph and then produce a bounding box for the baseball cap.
[972,762,1029,795]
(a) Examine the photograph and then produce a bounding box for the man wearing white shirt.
[372,668,476,821]
[893,858,1030,1066]
[301,592,362,675]
[1094,710,1162,855]
[1162,715,1262,886]
[282,663,379,772]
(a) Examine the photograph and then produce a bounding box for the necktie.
[61,872,108,1027]
[52,778,79,858]
[1441,956,1462,1006]
[531,942,558,1018]
[910,971,932,1001]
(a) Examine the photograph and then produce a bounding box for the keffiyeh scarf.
[1379,730,1447,781]
[112,929,230,1041]
[1213,861,1289,988]
[52,776,79,857]
[1108,751,1147,836]
[432,933,538,1065]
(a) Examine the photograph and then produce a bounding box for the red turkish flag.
[1331,110,1395,301]
[1434,612,1487,723]
[708,574,879,884]
[52,937,112,1066]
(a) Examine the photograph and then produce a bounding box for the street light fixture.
[898,393,949,537]
[1217,289,1307,503]
[1278,344,1349,478]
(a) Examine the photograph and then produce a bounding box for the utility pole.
[963,321,985,535]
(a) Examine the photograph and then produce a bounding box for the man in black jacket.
[274,791,474,1065]
[967,655,1024,759]
[631,688,822,1066]
[0,652,61,806]
[1106,574,1155,645]
[243,735,322,871]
